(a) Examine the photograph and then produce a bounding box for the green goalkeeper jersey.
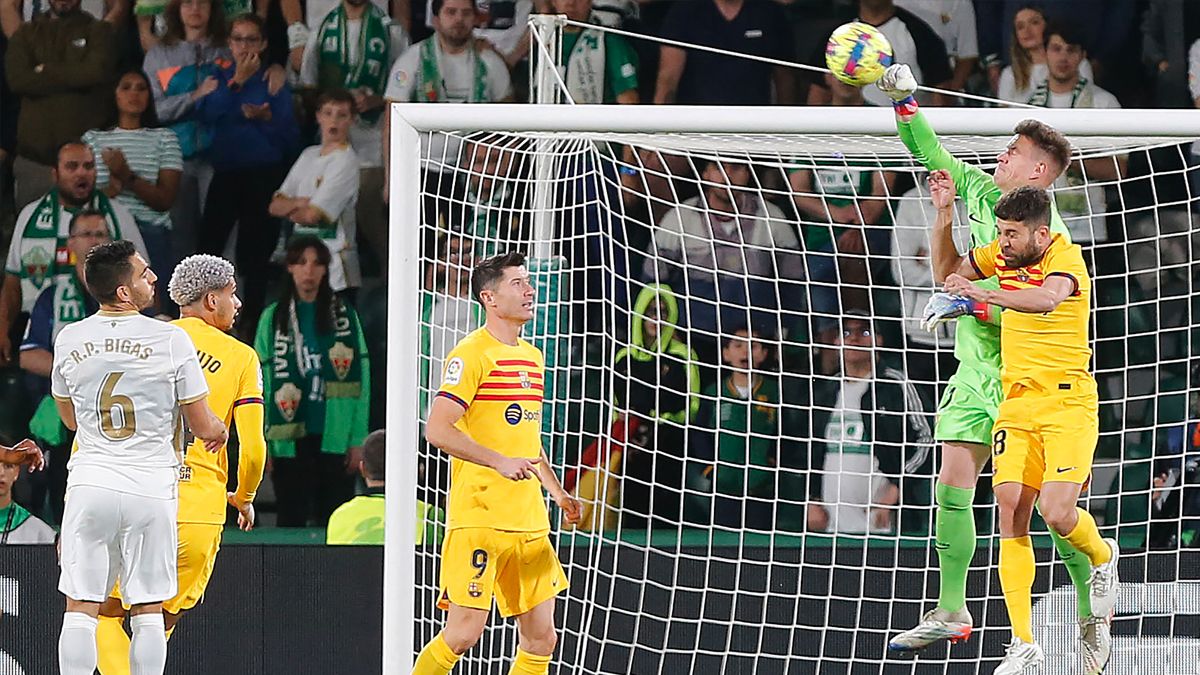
[897,110,1070,381]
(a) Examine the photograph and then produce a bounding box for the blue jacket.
[195,63,298,171]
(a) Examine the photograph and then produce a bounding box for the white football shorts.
[58,485,178,605]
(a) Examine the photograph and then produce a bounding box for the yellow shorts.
[437,528,568,618]
[991,380,1098,491]
[111,522,222,613]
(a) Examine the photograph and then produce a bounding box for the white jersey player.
[51,240,227,675]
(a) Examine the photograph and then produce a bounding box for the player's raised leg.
[412,603,487,675]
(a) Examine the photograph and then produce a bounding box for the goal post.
[385,102,1200,675]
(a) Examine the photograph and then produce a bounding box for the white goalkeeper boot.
[1079,614,1113,675]
[994,637,1044,674]
[888,607,973,652]
[1088,538,1121,619]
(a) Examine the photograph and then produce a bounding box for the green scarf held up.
[265,299,364,441]
[17,189,122,308]
[414,37,487,103]
[1026,76,1093,109]
[316,3,392,124]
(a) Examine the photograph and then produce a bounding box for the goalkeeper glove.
[920,293,991,331]
[877,64,918,101]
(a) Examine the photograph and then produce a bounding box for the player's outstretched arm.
[181,398,228,452]
[425,396,540,481]
[928,170,970,282]
[945,274,1075,314]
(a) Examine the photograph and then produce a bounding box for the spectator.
[197,12,298,336]
[279,0,403,75]
[255,236,370,527]
[889,174,963,387]
[644,159,803,343]
[0,454,55,543]
[4,0,117,210]
[299,0,407,276]
[654,0,795,106]
[136,0,259,52]
[789,118,897,329]
[693,324,787,530]
[612,283,699,529]
[382,0,513,178]
[811,312,932,534]
[270,89,362,299]
[1029,21,1125,244]
[1143,0,1198,109]
[17,209,107,525]
[438,137,528,256]
[420,234,478,415]
[83,69,183,311]
[1,0,128,34]
[549,0,638,104]
[589,0,636,28]
[142,0,231,267]
[854,0,952,107]
[472,0,531,69]
[0,142,147,365]
[893,0,977,95]
[993,5,1093,104]
[327,429,447,545]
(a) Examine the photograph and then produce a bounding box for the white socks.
[58,612,98,675]
[129,613,168,675]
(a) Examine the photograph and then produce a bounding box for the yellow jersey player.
[95,254,267,675]
[928,184,1118,675]
[415,251,582,675]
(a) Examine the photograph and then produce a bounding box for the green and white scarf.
[414,37,487,103]
[1027,76,1094,109]
[265,298,364,440]
[564,20,607,104]
[316,3,392,123]
[17,189,123,311]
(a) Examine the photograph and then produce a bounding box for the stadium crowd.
[0,0,1196,545]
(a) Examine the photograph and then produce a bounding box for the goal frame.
[382,103,1200,675]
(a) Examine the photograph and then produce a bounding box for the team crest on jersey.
[329,341,354,380]
[275,382,303,422]
[468,582,483,598]
[519,371,531,389]
[1017,271,1030,283]
[21,247,52,287]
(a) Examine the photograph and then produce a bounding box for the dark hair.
[1013,118,1073,176]
[115,69,160,128]
[1042,19,1085,52]
[994,185,1052,228]
[721,322,774,349]
[55,139,91,167]
[69,209,107,233]
[85,240,137,304]
[229,12,266,40]
[316,88,356,114]
[163,0,227,47]
[276,236,336,335]
[432,0,474,17]
[470,250,526,306]
[362,429,385,481]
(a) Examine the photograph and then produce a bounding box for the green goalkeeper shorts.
[934,366,1003,446]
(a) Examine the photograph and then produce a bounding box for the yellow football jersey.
[969,233,1093,391]
[173,317,266,525]
[436,327,550,533]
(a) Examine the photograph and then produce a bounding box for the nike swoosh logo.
[968,213,986,224]
[1057,467,1076,474]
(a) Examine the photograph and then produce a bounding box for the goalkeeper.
[877,65,1103,654]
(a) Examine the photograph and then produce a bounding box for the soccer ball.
[825,22,894,87]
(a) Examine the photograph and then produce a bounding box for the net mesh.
[404,124,1200,674]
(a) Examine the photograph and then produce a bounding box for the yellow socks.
[507,648,551,675]
[1064,508,1112,566]
[999,536,1036,643]
[95,615,132,675]
[412,633,461,675]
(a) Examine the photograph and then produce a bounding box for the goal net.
[383,104,1200,675]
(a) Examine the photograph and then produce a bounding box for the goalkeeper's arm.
[877,64,982,190]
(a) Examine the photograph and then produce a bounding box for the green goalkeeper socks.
[1048,518,1094,617]
[934,483,976,613]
